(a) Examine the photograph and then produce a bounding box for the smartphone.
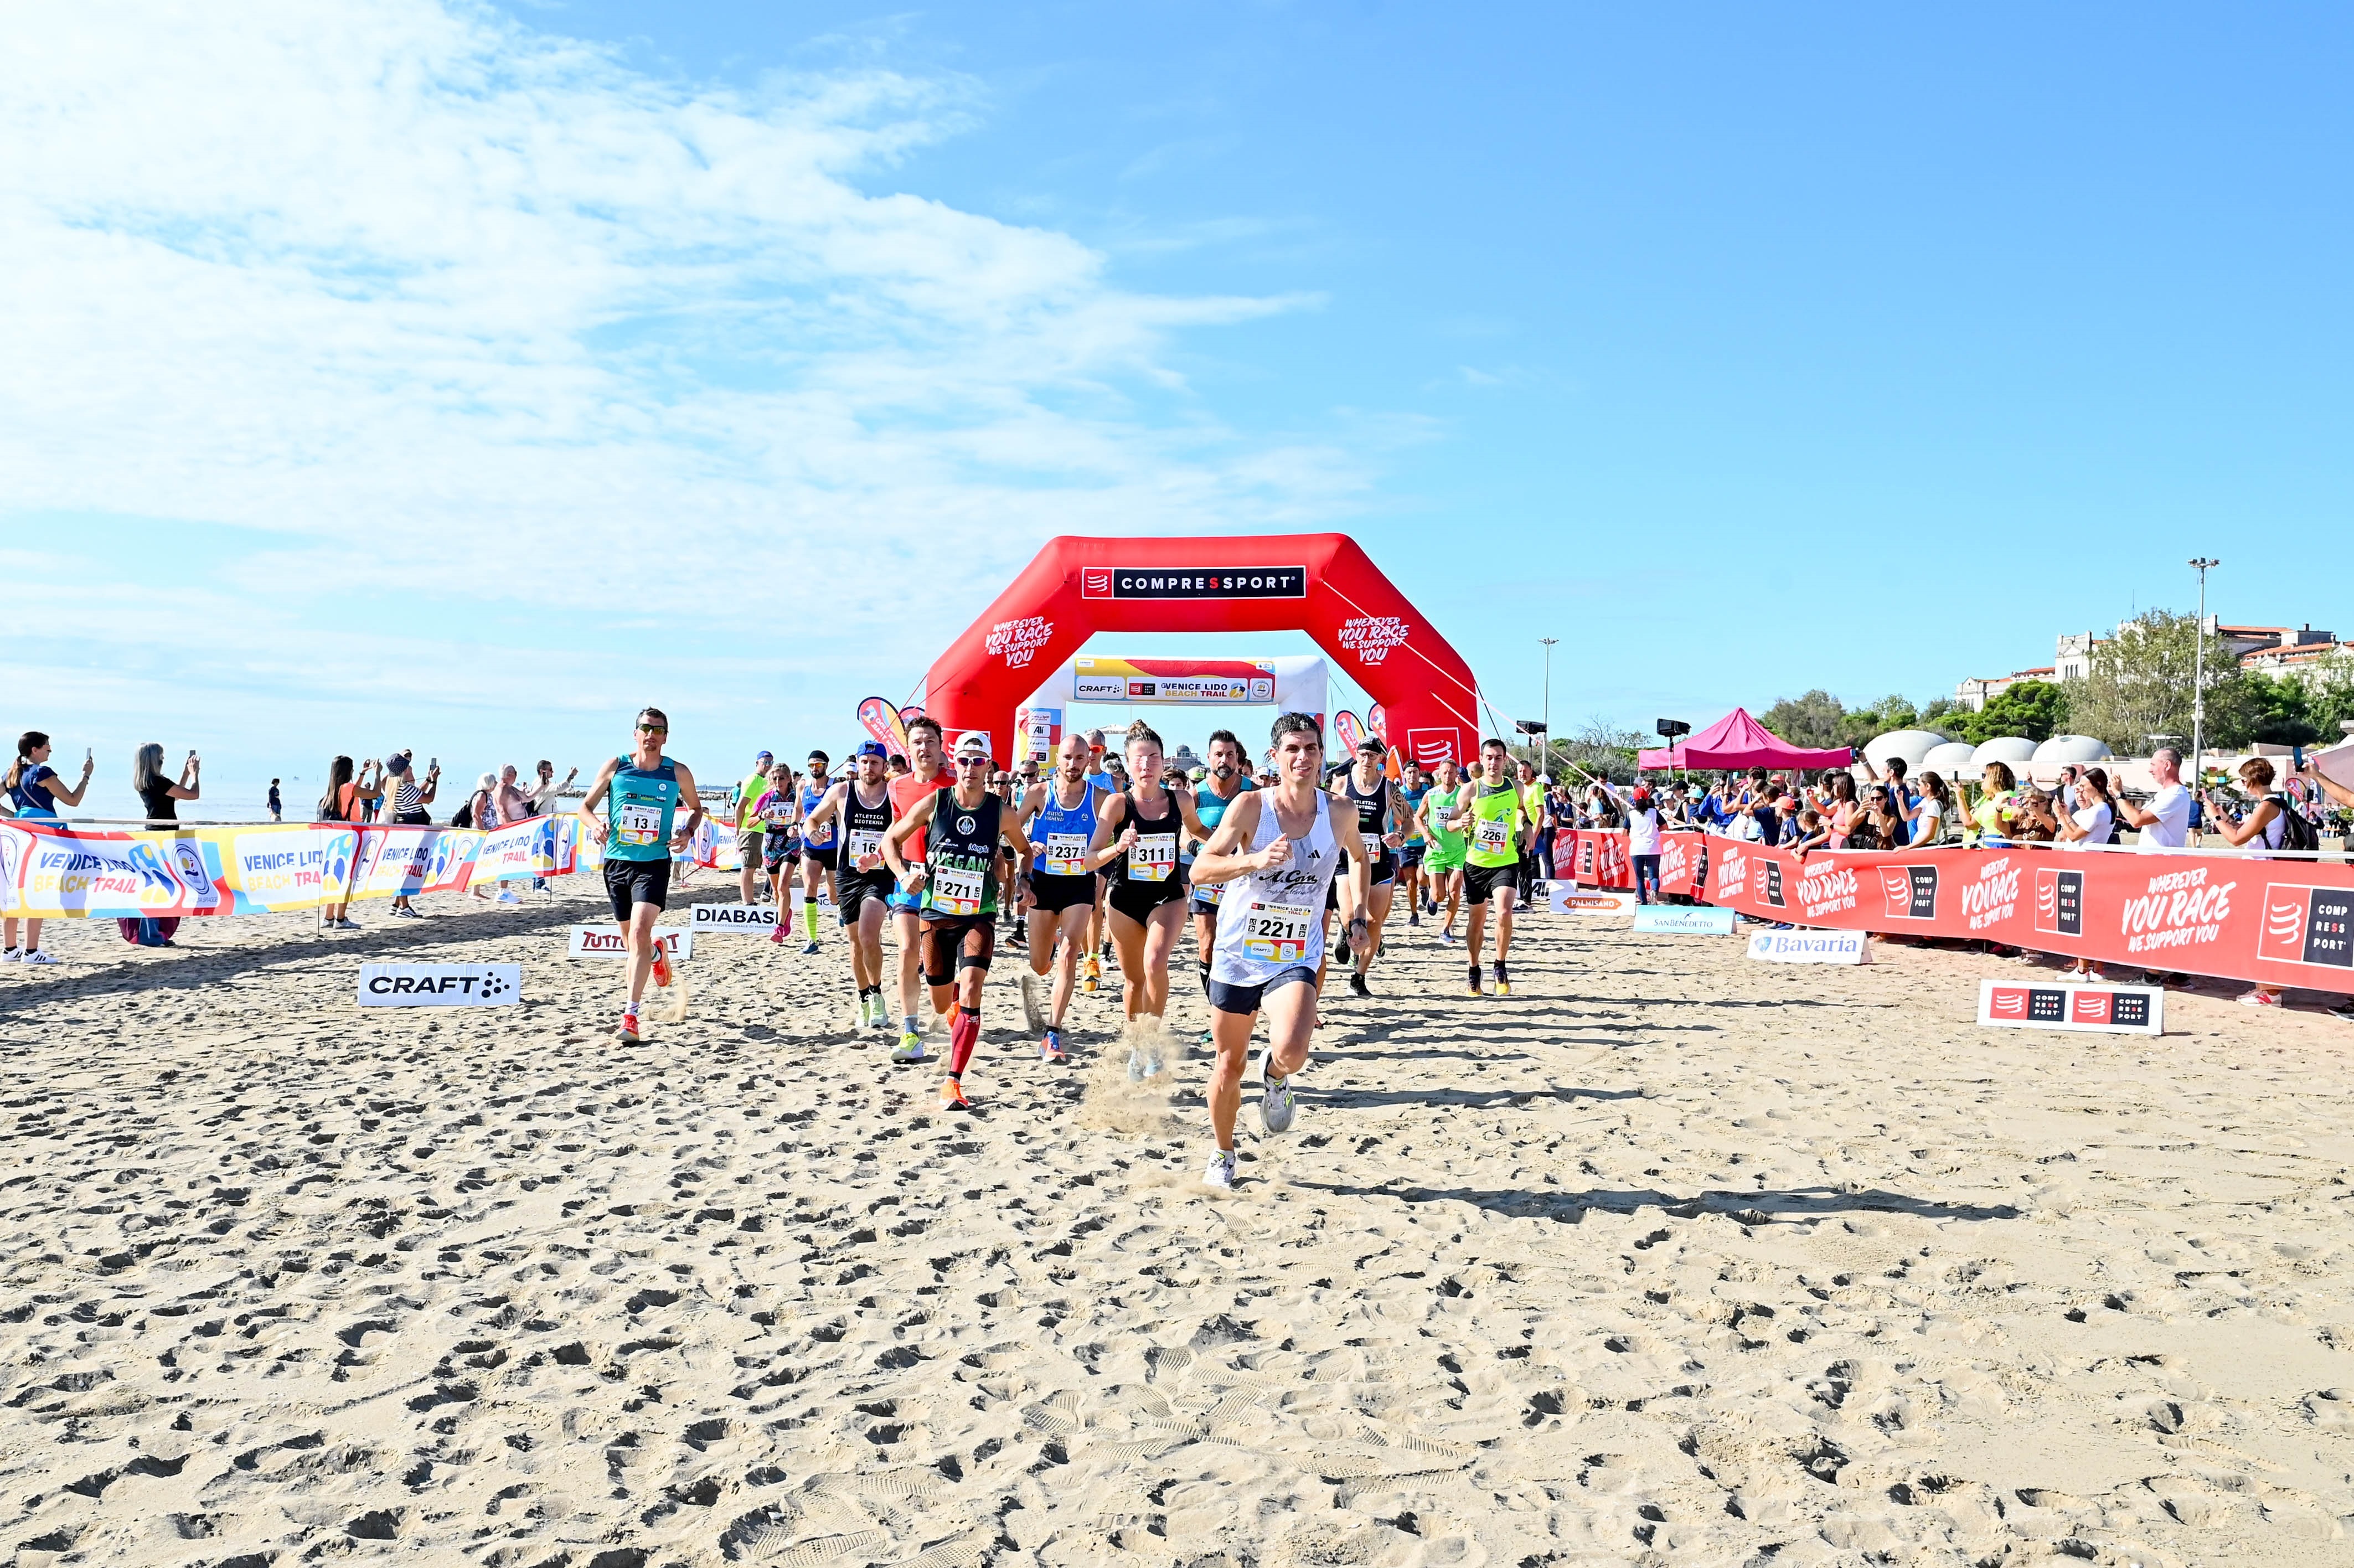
[2293,744,2306,772]
[429,757,438,771]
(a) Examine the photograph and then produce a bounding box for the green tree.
[2066,609,2260,755]
[1950,679,2070,746]
[2242,670,2322,747]
[1758,690,1846,750]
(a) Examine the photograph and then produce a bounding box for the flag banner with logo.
[0,816,577,920]
[1692,841,2354,994]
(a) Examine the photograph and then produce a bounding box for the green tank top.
[1464,780,1526,868]
[1422,786,1465,859]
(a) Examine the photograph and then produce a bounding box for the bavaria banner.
[1698,840,2354,996]
[0,816,576,920]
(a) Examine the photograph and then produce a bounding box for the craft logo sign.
[1074,674,1125,701]
[2254,883,2354,972]
[1080,567,1307,600]
[691,902,778,932]
[2033,868,2084,937]
[357,963,522,1008]
[567,926,693,960]
[1980,978,2162,1035]
[1335,615,1410,666]
[985,615,1055,669]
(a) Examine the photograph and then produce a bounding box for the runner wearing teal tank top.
[1413,756,1469,946]
[576,708,707,1043]
[1396,759,1431,928]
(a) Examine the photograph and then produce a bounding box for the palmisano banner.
[0,815,579,920]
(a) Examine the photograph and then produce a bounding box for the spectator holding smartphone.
[133,743,201,829]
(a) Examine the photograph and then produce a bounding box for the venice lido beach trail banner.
[0,816,577,920]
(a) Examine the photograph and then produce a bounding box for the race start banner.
[0,816,577,921]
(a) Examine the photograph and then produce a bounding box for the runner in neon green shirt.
[1447,737,1533,996]
[735,751,775,904]
[1413,756,1470,945]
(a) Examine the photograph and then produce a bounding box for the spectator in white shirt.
[2053,768,2116,850]
[2113,747,2192,850]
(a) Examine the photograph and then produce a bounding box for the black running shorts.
[604,858,671,921]
[837,869,894,926]
[1029,869,1096,914]
[1108,873,1188,924]
[922,912,997,986]
[1207,964,1317,1017]
[1463,862,1520,907]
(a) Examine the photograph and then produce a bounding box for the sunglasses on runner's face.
[637,723,667,734]
[957,756,990,768]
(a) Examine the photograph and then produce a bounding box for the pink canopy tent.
[1638,707,1854,771]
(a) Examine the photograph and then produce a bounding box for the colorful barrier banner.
[1558,828,1634,890]
[0,817,575,920]
[1698,841,2354,995]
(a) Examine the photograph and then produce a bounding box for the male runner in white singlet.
[1188,713,1371,1190]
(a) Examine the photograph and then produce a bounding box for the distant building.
[1958,622,2342,709]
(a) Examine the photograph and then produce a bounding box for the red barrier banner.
[1557,828,1633,889]
[1699,842,2354,995]
[1660,832,1704,898]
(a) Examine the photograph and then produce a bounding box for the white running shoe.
[21,950,58,966]
[1127,1047,1145,1082]
[0,948,20,964]
[1202,1149,1237,1190]
[1258,1055,1297,1135]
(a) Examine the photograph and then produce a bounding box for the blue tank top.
[1400,784,1430,847]
[1032,780,1098,876]
[1190,781,1245,858]
[606,756,680,863]
[800,779,834,845]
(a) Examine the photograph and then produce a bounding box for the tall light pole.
[1539,637,1557,776]
[2188,558,2218,790]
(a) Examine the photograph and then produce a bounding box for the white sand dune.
[3,890,2352,1565]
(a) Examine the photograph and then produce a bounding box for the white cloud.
[0,0,1360,716]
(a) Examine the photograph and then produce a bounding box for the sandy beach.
[4,889,2352,1566]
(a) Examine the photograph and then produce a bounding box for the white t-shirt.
[1913,798,1944,845]
[1627,806,1661,855]
[2135,783,2191,851]
[2064,801,2113,850]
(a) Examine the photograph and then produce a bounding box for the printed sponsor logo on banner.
[1248,678,1275,701]
[1633,905,1737,935]
[1080,567,1307,599]
[358,963,522,1008]
[691,902,778,932]
[1551,886,1635,916]
[1878,863,1943,921]
[2254,883,2354,972]
[1795,859,1854,919]
[1075,675,1125,701]
[1713,845,1748,902]
[985,616,1055,669]
[1979,978,2162,1035]
[1659,835,1689,886]
[1405,729,1457,765]
[1746,929,1870,964]
[1336,615,1410,666]
[171,840,220,909]
[1762,860,1788,909]
[1958,857,2015,927]
[2033,868,2084,937]
[2120,863,2234,956]
[566,926,693,960]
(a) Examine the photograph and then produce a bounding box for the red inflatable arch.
[924,534,1483,767]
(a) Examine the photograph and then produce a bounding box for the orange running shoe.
[651,943,674,988]
[939,1076,973,1111]
[619,1011,643,1043]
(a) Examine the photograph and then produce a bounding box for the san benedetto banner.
[1697,840,2353,995]
[0,816,577,920]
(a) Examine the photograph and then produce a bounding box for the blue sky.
[6,2,2348,815]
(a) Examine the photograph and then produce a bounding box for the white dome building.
[2031,734,2114,765]
[1863,729,1950,772]
[1920,741,1978,778]
[1969,737,2038,766]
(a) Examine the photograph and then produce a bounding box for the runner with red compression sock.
[884,733,1035,1110]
